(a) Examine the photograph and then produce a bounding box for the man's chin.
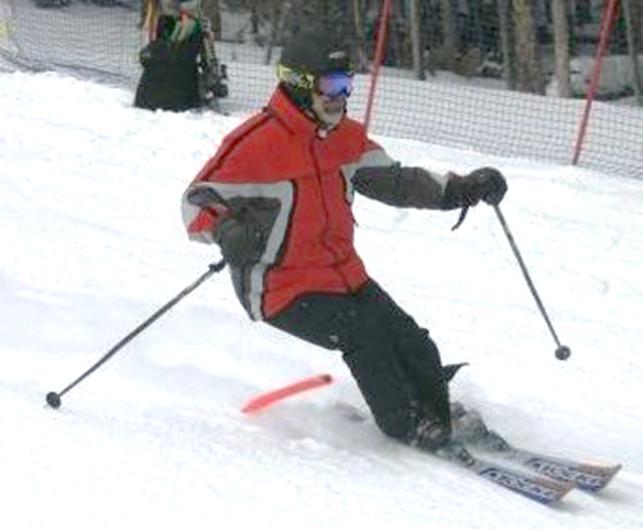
[318,108,344,128]
[319,105,344,127]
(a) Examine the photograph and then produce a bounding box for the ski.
[451,406,622,492]
[435,441,574,505]
[307,401,619,498]
[472,430,622,493]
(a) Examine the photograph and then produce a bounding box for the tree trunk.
[551,0,571,97]
[265,0,286,66]
[352,0,368,72]
[409,0,424,79]
[633,0,643,50]
[497,0,517,89]
[201,0,221,40]
[512,0,544,93]
[622,0,643,105]
[439,0,458,71]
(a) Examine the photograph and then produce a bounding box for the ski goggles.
[277,64,354,98]
[316,71,354,98]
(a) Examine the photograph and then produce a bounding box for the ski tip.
[576,463,623,493]
[521,453,623,494]
[530,477,576,505]
[527,479,575,506]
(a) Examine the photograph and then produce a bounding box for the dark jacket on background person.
[134,15,203,112]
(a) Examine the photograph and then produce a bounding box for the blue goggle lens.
[316,72,354,98]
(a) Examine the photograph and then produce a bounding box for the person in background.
[135,0,226,111]
[181,29,507,452]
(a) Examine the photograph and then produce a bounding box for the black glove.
[215,216,266,268]
[442,167,507,209]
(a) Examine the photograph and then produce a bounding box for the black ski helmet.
[280,29,353,77]
[278,29,354,109]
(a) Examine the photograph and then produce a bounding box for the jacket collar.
[267,88,342,139]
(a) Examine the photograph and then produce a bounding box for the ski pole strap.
[451,206,469,231]
[444,362,469,382]
[209,259,226,273]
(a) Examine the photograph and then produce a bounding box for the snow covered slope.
[1,71,642,528]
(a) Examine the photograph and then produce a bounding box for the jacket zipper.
[309,138,351,290]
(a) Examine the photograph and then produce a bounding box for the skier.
[182,29,507,452]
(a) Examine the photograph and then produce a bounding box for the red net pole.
[571,0,621,166]
[363,0,393,132]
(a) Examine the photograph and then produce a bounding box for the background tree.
[409,0,425,79]
[439,0,458,71]
[351,0,370,71]
[622,0,643,105]
[263,0,287,65]
[201,0,222,39]
[551,0,571,97]
[497,0,517,89]
[512,0,544,93]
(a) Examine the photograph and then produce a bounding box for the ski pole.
[493,205,571,361]
[45,260,226,409]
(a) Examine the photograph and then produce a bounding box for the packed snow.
[1,71,642,528]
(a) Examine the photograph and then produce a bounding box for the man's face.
[310,92,346,129]
[308,71,353,129]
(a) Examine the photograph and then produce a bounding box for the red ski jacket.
[182,88,449,320]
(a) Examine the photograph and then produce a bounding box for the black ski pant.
[266,279,451,442]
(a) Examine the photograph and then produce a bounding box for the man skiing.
[182,29,507,452]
